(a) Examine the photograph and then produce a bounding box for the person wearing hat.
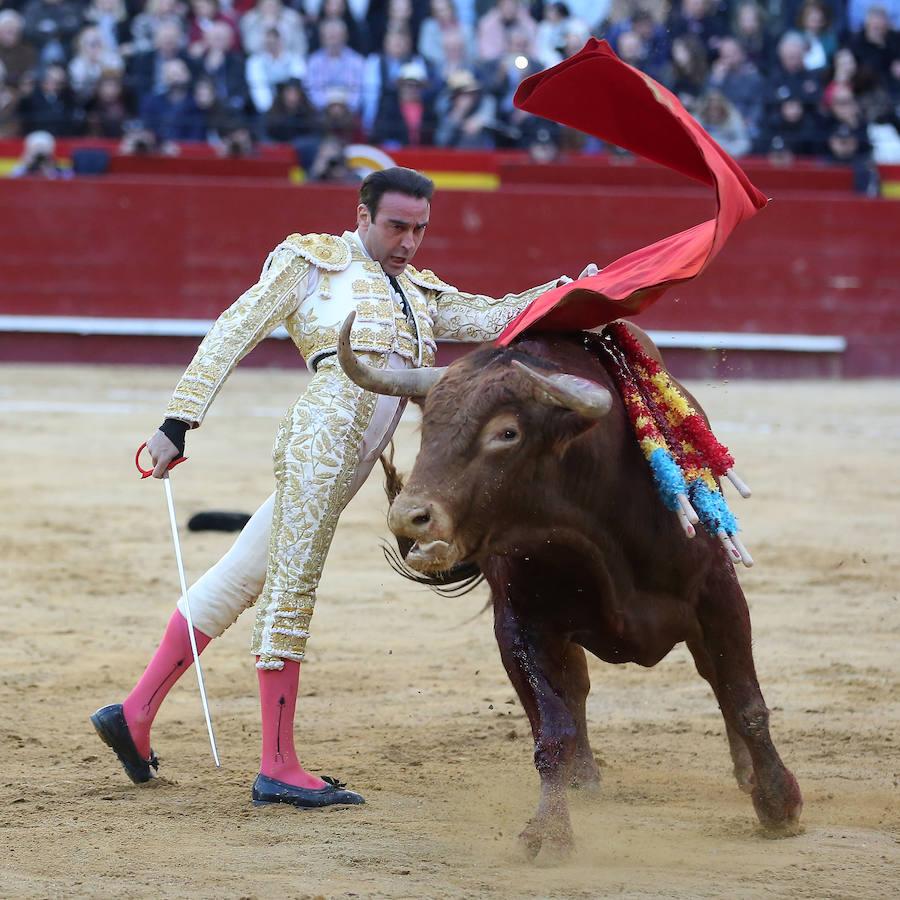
[370,58,436,146]
[435,68,497,148]
[91,166,598,809]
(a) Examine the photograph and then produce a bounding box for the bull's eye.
[500,428,518,441]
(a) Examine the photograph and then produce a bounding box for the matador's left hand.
[556,263,600,288]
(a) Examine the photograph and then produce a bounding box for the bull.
[337,313,803,859]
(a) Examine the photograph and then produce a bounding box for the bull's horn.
[511,360,613,419]
[337,312,447,397]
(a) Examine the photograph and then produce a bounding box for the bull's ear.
[547,408,605,455]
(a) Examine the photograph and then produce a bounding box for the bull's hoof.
[751,771,803,835]
[518,817,575,863]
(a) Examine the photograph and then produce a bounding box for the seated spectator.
[191,20,248,116]
[614,29,649,72]
[305,17,365,113]
[264,77,321,142]
[485,24,544,144]
[796,0,837,71]
[767,31,824,109]
[0,11,39,88]
[127,19,190,102]
[668,0,727,57]
[10,128,71,176]
[185,76,230,141]
[849,4,900,86]
[18,62,83,134]
[68,25,123,105]
[370,58,436,146]
[629,9,672,79]
[22,0,84,67]
[130,0,183,57]
[83,0,131,57]
[0,59,21,136]
[308,0,371,56]
[536,2,575,67]
[139,56,199,142]
[847,0,900,31]
[368,0,421,58]
[824,82,872,137]
[759,89,824,155]
[559,19,591,61]
[825,122,878,192]
[186,0,240,58]
[240,0,306,57]
[362,22,430,133]
[707,36,764,136]
[824,47,859,107]
[696,89,751,156]
[434,67,496,148]
[84,71,131,136]
[661,33,709,110]
[437,27,472,80]
[320,85,361,142]
[419,0,472,71]
[477,0,537,64]
[731,1,773,71]
[246,26,305,114]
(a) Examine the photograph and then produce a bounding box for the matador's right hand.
[145,430,181,479]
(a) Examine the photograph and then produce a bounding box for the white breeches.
[176,354,408,648]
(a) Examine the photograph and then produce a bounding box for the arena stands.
[0,0,897,190]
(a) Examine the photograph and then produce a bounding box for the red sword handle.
[135,442,188,479]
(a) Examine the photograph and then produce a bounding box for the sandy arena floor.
[0,363,898,899]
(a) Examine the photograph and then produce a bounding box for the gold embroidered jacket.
[166,230,558,426]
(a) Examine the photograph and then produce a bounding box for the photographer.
[10,129,72,177]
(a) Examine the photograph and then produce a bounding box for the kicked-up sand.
[0,363,898,899]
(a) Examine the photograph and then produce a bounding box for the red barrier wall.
[1,177,897,374]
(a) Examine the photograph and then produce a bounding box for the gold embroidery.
[251,356,383,667]
[165,248,311,425]
[283,233,352,271]
[404,264,457,293]
[431,280,558,343]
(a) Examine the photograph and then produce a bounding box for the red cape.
[496,39,768,346]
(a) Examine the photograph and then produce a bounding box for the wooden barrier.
[1,176,896,375]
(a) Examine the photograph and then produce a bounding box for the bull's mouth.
[404,538,467,573]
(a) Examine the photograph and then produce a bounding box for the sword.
[136,443,221,767]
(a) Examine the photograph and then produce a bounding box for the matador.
[91,167,593,809]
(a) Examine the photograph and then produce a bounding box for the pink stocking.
[257,660,325,789]
[122,609,212,760]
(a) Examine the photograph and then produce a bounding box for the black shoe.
[251,773,365,808]
[90,704,159,784]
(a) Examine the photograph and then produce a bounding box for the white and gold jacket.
[165,229,558,426]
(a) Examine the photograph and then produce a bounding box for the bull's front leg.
[494,598,578,860]
[697,564,803,834]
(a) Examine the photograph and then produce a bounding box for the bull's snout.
[388,495,449,540]
[388,494,457,572]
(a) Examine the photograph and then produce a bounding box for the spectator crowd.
[0,0,898,184]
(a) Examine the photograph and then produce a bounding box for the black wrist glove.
[158,418,189,456]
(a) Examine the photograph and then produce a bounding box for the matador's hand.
[556,263,600,288]
[146,430,181,479]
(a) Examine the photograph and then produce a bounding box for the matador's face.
[357,191,430,277]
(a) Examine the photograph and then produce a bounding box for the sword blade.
[163,475,221,767]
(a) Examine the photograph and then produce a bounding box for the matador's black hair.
[359,167,434,219]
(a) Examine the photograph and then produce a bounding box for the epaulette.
[282,233,352,272]
[404,264,457,293]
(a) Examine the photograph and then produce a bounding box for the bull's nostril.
[412,512,431,527]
